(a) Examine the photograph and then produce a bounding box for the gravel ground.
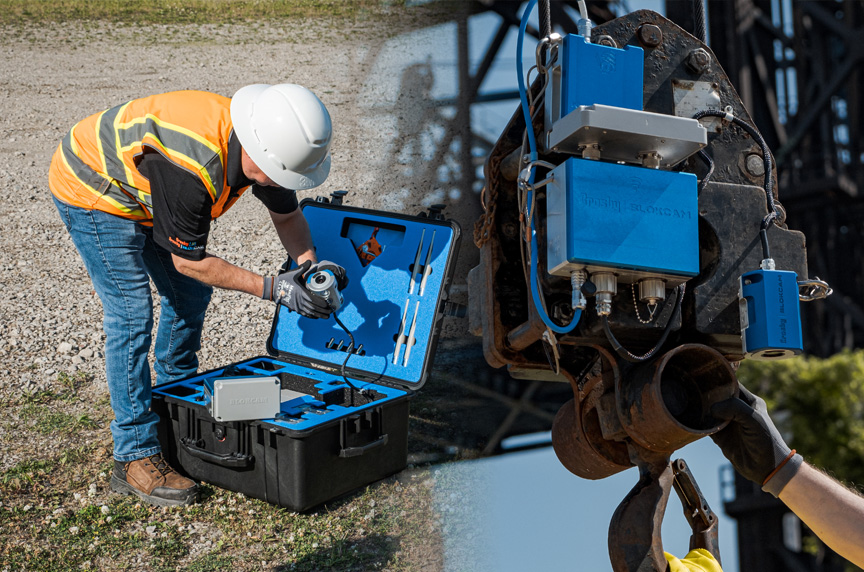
[0,11,488,571]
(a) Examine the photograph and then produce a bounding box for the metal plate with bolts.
[671,79,723,133]
[545,104,707,168]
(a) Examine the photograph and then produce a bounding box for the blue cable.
[517,0,539,163]
[517,0,581,334]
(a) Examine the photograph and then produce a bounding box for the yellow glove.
[664,548,723,572]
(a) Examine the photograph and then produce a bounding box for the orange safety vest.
[48,90,247,224]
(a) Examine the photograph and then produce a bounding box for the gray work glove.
[262,260,331,319]
[309,260,349,290]
[710,382,802,496]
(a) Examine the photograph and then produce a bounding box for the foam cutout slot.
[152,357,407,432]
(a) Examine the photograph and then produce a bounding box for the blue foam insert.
[269,204,456,387]
[152,357,407,432]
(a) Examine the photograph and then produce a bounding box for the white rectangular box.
[203,376,281,422]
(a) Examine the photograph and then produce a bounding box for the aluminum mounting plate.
[545,104,707,168]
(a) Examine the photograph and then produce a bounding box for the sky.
[433,438,739,572]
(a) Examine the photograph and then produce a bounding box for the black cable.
[758,209,779,260]
[602,284,686,363]
[540,0,552,39]
[759,226,772,261]
[697,149,715,194]
[693,109,777,217]
[694,109,778,259]
[332,313,369,405]
[693,0,707,44]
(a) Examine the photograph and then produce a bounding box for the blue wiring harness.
[517,0,582,334]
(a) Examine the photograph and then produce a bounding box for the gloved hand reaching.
[710,382,803,496]
[309,260,348,290]
[262,260,332,319]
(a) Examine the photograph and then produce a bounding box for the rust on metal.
[615,344,738,452]
[671,458,721,559]
[552,396,633,480]
[608,448,673,572]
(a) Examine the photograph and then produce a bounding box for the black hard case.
[152,196,460,512]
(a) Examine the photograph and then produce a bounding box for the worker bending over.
[49,84,346,507]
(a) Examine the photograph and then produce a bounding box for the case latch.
[419,204,446,220]
[329,190,349,205]
[315,190,348,204]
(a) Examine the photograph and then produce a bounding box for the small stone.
[57,342,73,354]
[69,526,79,535]
[78,348,94,359]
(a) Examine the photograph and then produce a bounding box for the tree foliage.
[736,349,864,489]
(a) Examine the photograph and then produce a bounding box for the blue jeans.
[53,197,212,462]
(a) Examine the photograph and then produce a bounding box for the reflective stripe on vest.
[58,127,150,219]
[49,91,237,222]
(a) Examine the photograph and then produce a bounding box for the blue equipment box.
[546,157,699,283]
[152,197,461,511]
[560,34,644,115]
[739,268,803,360]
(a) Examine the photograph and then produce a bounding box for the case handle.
[339,434,389,458]
[180,437,254,468]
[339,410,388,458]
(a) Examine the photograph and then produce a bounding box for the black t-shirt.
[138,135,298,260]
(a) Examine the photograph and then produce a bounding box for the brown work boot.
[110,453,197,507]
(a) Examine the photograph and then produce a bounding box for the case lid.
[267,199,460,391]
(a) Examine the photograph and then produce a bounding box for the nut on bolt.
[595,35,617,48]
[637,24,662,48]
[686,48,711,74]
[745,154,765,177]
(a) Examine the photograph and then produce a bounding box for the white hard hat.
[230,83,332,190]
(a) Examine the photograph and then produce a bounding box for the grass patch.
[31,408,100,435]
[0,475,442,571]
[57,370,92,395]
[17,371,93,407]
[1,501,177,572]
[0,445,98,492]
[19,400,101,436]
[7,371,103,436]
[0,0,408,25]
[185,553,235,572]
[0,458,56,491]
